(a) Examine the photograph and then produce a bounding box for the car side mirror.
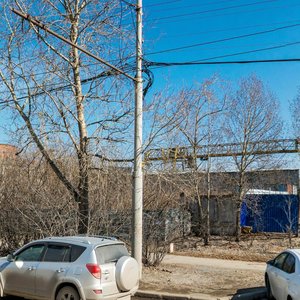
[7,254,15,262]
[267,259,274,266]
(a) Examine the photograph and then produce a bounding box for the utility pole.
[132,0,143,277]
[205,97,211,245]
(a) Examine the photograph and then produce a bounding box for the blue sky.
[142,0,300,132]
[1,0,300,145]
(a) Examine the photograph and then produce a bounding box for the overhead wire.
[145,58,300,68]
[0,61,136,86]
[192,41,300,62]
[119,0,136,7]
[2,41,300,100]
[143,0,182,8]
[6,6,299,80]
[2,0,299,102]
[146,0,277,22]
[0,58,154,102]
[148,0,238,13]
[156,19,300,40]
[0,62,137,101]
[144,3,300,26]
[0,1,141,103]
[145,41,300,70]
[145,23,300,56]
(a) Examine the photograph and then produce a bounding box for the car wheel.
[115,256,139,292]
[265,275,274,300]
[56,286,80,300]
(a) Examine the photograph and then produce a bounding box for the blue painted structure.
[241,194,299,233]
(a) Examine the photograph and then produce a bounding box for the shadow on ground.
[231,286,267,300]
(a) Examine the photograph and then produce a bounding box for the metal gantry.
[144,138,300,164]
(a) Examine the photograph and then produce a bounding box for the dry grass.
[172,233,300,262]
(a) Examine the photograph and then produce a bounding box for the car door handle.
[56,268,65,273]
[28,266,36,271]
[103,270,109,275]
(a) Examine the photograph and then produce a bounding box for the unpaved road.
[139,255,266,298]
[163,255,266,271]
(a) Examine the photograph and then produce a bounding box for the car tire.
[56,286,80,300]
[265,275,274,300]
[115,256,139,292]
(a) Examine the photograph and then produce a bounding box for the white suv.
[0,236,139,300]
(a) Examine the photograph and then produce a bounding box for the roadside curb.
[135,290,232,300]
[135,288,266,300]
[231,287,267,300]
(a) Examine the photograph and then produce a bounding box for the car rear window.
[70,245,86,262]
[95,244,129,264]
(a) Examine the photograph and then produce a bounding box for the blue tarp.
[241,194,299,233]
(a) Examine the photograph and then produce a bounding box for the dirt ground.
[139,234,300,298]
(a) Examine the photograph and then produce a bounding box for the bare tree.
[142,171,189,266]
[280,196,298,247]
[223,75,283,242]
[290,89,300,138]
[0,152,78,253]
[0,0,135,234]
[88,165,132,237]
[155,78,227,245]
[143,88,182,157]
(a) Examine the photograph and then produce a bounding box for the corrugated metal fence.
[241,194,299,233]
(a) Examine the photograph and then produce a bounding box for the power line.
[0,59,153,102]
[156,19,300,40]
[147,0,277,22]
[143,0,182,8]
[145,58,300,68]
[0,56,134,81]
[0,63,136,101]
[146,23,300,56]
[119,0,136,7]
[148,0,238,13]
[144,3,300,27]
[3,43,300,99]
[4,56,298,106]
[12,8,137,82]
[192,40,300,62]
[145,39,300,68]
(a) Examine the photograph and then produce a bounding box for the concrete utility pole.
[132,0,143,277]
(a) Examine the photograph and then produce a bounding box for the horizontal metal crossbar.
[145,139,300,162]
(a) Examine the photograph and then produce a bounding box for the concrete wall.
[188,196,236,236]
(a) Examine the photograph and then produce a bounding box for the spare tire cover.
[115,256,139,291]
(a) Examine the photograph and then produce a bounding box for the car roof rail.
[46,236,91,244]
[78,234,118,241]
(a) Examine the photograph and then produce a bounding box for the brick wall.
[0,144,17,159]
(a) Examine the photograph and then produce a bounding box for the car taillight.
[86,263,101,279]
